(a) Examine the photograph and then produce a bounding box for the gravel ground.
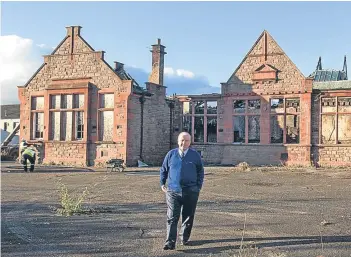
[1,163,351,257]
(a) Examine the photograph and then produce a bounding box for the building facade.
[1,104,20,145]
[18,26,171,167]
[172,31,351,167]
[18,26,350,167]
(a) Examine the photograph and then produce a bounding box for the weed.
[56,175,108,216]
[56,182,89,216]
[237,162,251,172]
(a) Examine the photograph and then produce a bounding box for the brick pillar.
[148,38,167,86]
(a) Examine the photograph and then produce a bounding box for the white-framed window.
[31,96,44,139]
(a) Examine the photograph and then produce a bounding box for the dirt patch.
[1,165,351,256]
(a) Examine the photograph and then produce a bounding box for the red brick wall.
[190,144,311,166]
[142,83,171,165]
[19,27,132,167]
[44,142,87,166]
[126,94,142,166]
[311,92,351,167]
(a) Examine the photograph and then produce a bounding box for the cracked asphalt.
[1,162,351,257]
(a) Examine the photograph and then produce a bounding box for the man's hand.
[161,185,167,193]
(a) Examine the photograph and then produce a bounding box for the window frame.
[320,96,351,145]
[269,97,300,144]
[30,96,45,140]
[181,99,218,144]
[47,92,86,141]
[98,92,115,142]
[233,98,261,144]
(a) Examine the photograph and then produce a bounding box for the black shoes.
[180,240,189,246]
[163,243,175,250]
[163,239,189,250]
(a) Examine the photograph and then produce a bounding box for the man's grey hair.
[178,132,191,140]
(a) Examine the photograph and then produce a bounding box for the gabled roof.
[20,26,149,96]
[227,30,305,83]
[1,104,20,119]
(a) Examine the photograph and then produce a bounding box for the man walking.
[160,132,204,250]
[21,145,36,172]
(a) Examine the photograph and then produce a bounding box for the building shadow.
[180,235,351,254]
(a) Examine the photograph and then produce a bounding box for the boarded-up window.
[49,112,60,140]
[338,97,351,113]
[321,97,351,144]
[99,93,114,141]
[31,96,44,110]
[321,115,336,144]
[183,102,191,115]
[50,95,61,109]
[61,112,73,141]
[270,115,284,143]
[61,95,73,109]
[31,95,44,139]
[194,116,204,142]
[233,116,245,143]
[248,116,260,143]
[322,98,336,113]
[99,111,113,141]
[100,94,114,108]
[338,115,351,144]
[286,115,299,143]
[48,93,85,141]
[207,117,217,143]
[73,94,85,109]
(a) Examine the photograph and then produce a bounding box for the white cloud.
[125,66,220,96]
[164,67,175,76]
[164,66,195,79]
[0,35,43,104]
[176,69,194,78]
[36,43,46,48]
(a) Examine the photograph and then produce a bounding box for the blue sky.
[1,1,350,104]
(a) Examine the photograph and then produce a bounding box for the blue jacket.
[160,148,204,192]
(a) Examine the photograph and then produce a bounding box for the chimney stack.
[148,38,167,86]
[66,26,82,37]
[114,61,124,71]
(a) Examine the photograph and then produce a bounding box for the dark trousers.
[165,189,199,245]
[22,154,35,172]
